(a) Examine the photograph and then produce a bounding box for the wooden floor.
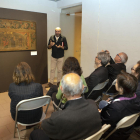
[0,82,140,140]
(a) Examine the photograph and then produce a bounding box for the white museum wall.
[58,0,140,77]
[60,13,75,61]
[81,0,140,77]
[0,0,61,79]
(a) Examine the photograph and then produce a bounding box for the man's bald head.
[114,52,128,64]
[61,73,83,97]
[119,52,128,63]
[55,27,61,37]
[55,27,61,31]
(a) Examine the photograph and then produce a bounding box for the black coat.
[48,35,68,58]
[41,98,102,140]
[9,82,43,124]
[101,95,140,140]
[85,66,108,100]
[106,57,126,93]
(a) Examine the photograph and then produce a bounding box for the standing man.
[46,27,68,88]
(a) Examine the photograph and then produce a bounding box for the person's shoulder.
[106,64,116,70]
[94,66,108,75]
[80,74,85,80]
[86,99,97,107]
[9,82,17,88]
[61,35,66,39]
[49,35,55,39]
[31,82,42,87]
[107,63,116,67]
[50,35,54,38]
[99,66,108,71]
[106,100,126,112]
[47,109,66,122]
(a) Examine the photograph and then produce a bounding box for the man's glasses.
[117,54,122,60]
[131,67,135,71]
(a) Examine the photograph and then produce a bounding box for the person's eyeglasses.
[117,54,122,60]
[131,67,135,71]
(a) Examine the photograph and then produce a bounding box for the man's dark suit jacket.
[106,57,126,93]
[85,66,108,100]
[41,98,102,140]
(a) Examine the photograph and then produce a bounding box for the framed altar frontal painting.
[0,19,36,51]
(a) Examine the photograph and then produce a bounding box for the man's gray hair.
[98,52,110,66]
[119,52,128,63]
[61,74,83,96]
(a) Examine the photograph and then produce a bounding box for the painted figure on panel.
[0,19,36,51]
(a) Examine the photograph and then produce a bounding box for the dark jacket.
[48,35,68,58]
[106,57,126,93]
[101,94,140,140]
[136,79,140,97]
[134,79,140,127]
[85,66,108,100]
[41,98,102,140]
[9,82,43,124]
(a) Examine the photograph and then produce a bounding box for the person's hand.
[106,98,111,102]
[105,50,110,54]
[50,41,55,46]
[56,45,60,48]
[101,50,110,54]
[98,109,102,113]
[56,45,63,49]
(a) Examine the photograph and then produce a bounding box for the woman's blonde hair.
[13,62,35,85]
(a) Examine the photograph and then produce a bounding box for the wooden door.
[74,12,82,64]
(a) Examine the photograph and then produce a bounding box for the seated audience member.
[131,61,140,97]
[47,57,88,107]
[9,62,43,124]
[100,72,140,140]
[30,73,101,140]
[85,51,110,100]
[104,50,128,93]
[131,61,140,128]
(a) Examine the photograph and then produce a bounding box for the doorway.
[60,5,82,64]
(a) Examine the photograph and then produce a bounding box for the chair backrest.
[93,79,109,91]
[87,79,109,98]
[116,113,139,129]
[16,95,51,111]
[85,124,111,140]
[104,113,139,140]
[104,79,117,94]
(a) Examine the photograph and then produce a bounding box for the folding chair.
[104,113,140,140]
[52,100,62,111]
[14,95,51,140]
[84,124,111,140]
[87,79,109,101]
[104,79,117,95]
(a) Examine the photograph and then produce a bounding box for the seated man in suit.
[104,50,128,93]
[30,73,102,140]
[85,51,110,100]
